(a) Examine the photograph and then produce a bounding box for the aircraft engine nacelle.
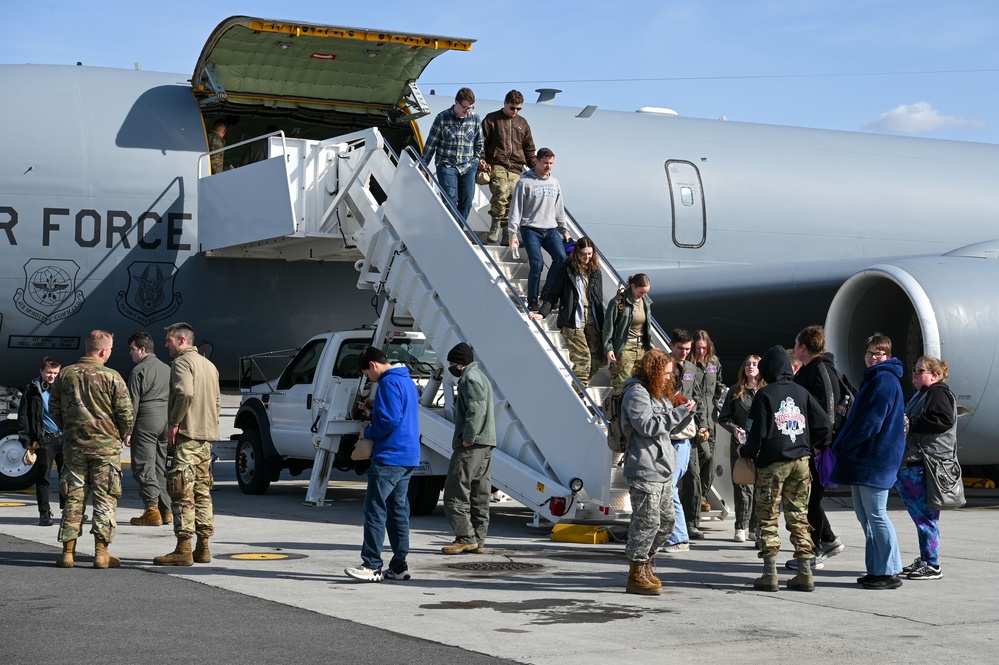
[825,241,999,465]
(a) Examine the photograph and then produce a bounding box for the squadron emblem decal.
[14,259,85,325]
[116,261,183,325]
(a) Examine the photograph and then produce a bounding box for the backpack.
[605,384,638,453]
[820,363,857,437]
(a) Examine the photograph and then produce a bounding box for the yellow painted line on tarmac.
[0,502,29,507]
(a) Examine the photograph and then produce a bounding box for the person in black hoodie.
[740,345,831,592]
[787,325,847,571]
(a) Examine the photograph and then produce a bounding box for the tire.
[0,419,39,492]
[235,429,271,495]
[407,475,443,516]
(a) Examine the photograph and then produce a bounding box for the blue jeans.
[520,226,565,304]
[437,164,477,221]
[665,439,691,546]
[851,484,902,576]
[360,462,414,571]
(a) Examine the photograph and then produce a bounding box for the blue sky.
[4,1,998,142]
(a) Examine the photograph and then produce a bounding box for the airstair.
[199,128,681,522]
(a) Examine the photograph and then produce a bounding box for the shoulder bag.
[918,447,966,510]
[732,457,757,485]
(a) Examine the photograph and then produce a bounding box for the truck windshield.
[386,338,437,379]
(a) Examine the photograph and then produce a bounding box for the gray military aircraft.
[2,15,997,492]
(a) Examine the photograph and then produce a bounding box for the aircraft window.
[680,186,694,207]
[276,339,327,390]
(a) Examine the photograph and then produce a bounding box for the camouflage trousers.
[487,165,521,239]
[167,436,215,539]
[59,447,122,544]
[754,457,814,559]
[625,477,676,561]
[561,321,604,388]
[610,341,645,394]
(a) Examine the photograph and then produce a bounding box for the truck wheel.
[0,419,39,492]
[236,429,271,495]
[408,475,443,516]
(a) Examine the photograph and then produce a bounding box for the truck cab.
[232,329,446,514]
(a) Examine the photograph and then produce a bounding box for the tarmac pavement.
[2,399,998,664]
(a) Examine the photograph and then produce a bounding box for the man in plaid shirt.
[422,87,485,221]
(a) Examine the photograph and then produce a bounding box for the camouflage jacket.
[50,357,133,453]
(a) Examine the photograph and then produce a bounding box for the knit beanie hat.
[447,342,474,365]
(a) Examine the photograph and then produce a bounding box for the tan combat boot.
[193,535,211,563]
[57,539,76,568]
[754,555,779,592]
[153,537,194,566]
[94,537,121,569]
[160,509,173,525]
[787,557,816,592]
[644,559,663,589]
[626,560,663,596]
[130,505,163,526]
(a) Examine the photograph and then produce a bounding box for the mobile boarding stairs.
[198,128,731,523]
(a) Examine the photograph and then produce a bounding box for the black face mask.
[448,366,464,378]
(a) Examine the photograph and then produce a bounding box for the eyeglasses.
[913,367,930,375]
[864,351,887,358]
[459,103,474,111]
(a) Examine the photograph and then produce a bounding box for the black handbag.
[920,451,966,510]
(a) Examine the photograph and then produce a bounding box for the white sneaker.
[344,564,383,582]
[734,529,747,542]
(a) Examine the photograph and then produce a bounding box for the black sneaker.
[527,300,540,312]
[907,564,942,580]
[384,564,412,581]
[863,574,903,590]
[687,527,706,540]
[38,512,53,527]
[901,557,924,575]
[856,574,876,585]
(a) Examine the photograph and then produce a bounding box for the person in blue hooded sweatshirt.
[345,346,421,583]
[830,332,907,590]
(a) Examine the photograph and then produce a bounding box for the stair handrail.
[400,146,608,423]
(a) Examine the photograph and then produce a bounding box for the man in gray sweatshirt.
[508,147,570,310]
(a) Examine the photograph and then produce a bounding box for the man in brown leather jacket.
[480,90,537,245]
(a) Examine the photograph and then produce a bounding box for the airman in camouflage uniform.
[154,322,221,567]
[50,330,133,569]
[208,119,226,174]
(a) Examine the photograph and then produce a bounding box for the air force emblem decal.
[116,261,183,325]
[14,259,85,325]
[774,397,807,442]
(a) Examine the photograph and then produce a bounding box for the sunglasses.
[508,105,522,110]
[913,367,930,375]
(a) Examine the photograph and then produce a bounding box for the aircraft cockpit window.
[276,339,327,390]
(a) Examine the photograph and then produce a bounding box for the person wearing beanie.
[442,343,496,555]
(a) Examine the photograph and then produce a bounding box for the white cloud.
[864,102,986,134]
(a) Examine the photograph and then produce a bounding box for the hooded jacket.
[620,377,689,483]
[363,366,421,467]
[741,345,830,468]
[831,357,906,489]
[793,352,843,448]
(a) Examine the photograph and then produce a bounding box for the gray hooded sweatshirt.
[620,377,691,483]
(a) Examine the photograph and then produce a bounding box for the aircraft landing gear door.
[268,338,328,458]
[666,160,706,248]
